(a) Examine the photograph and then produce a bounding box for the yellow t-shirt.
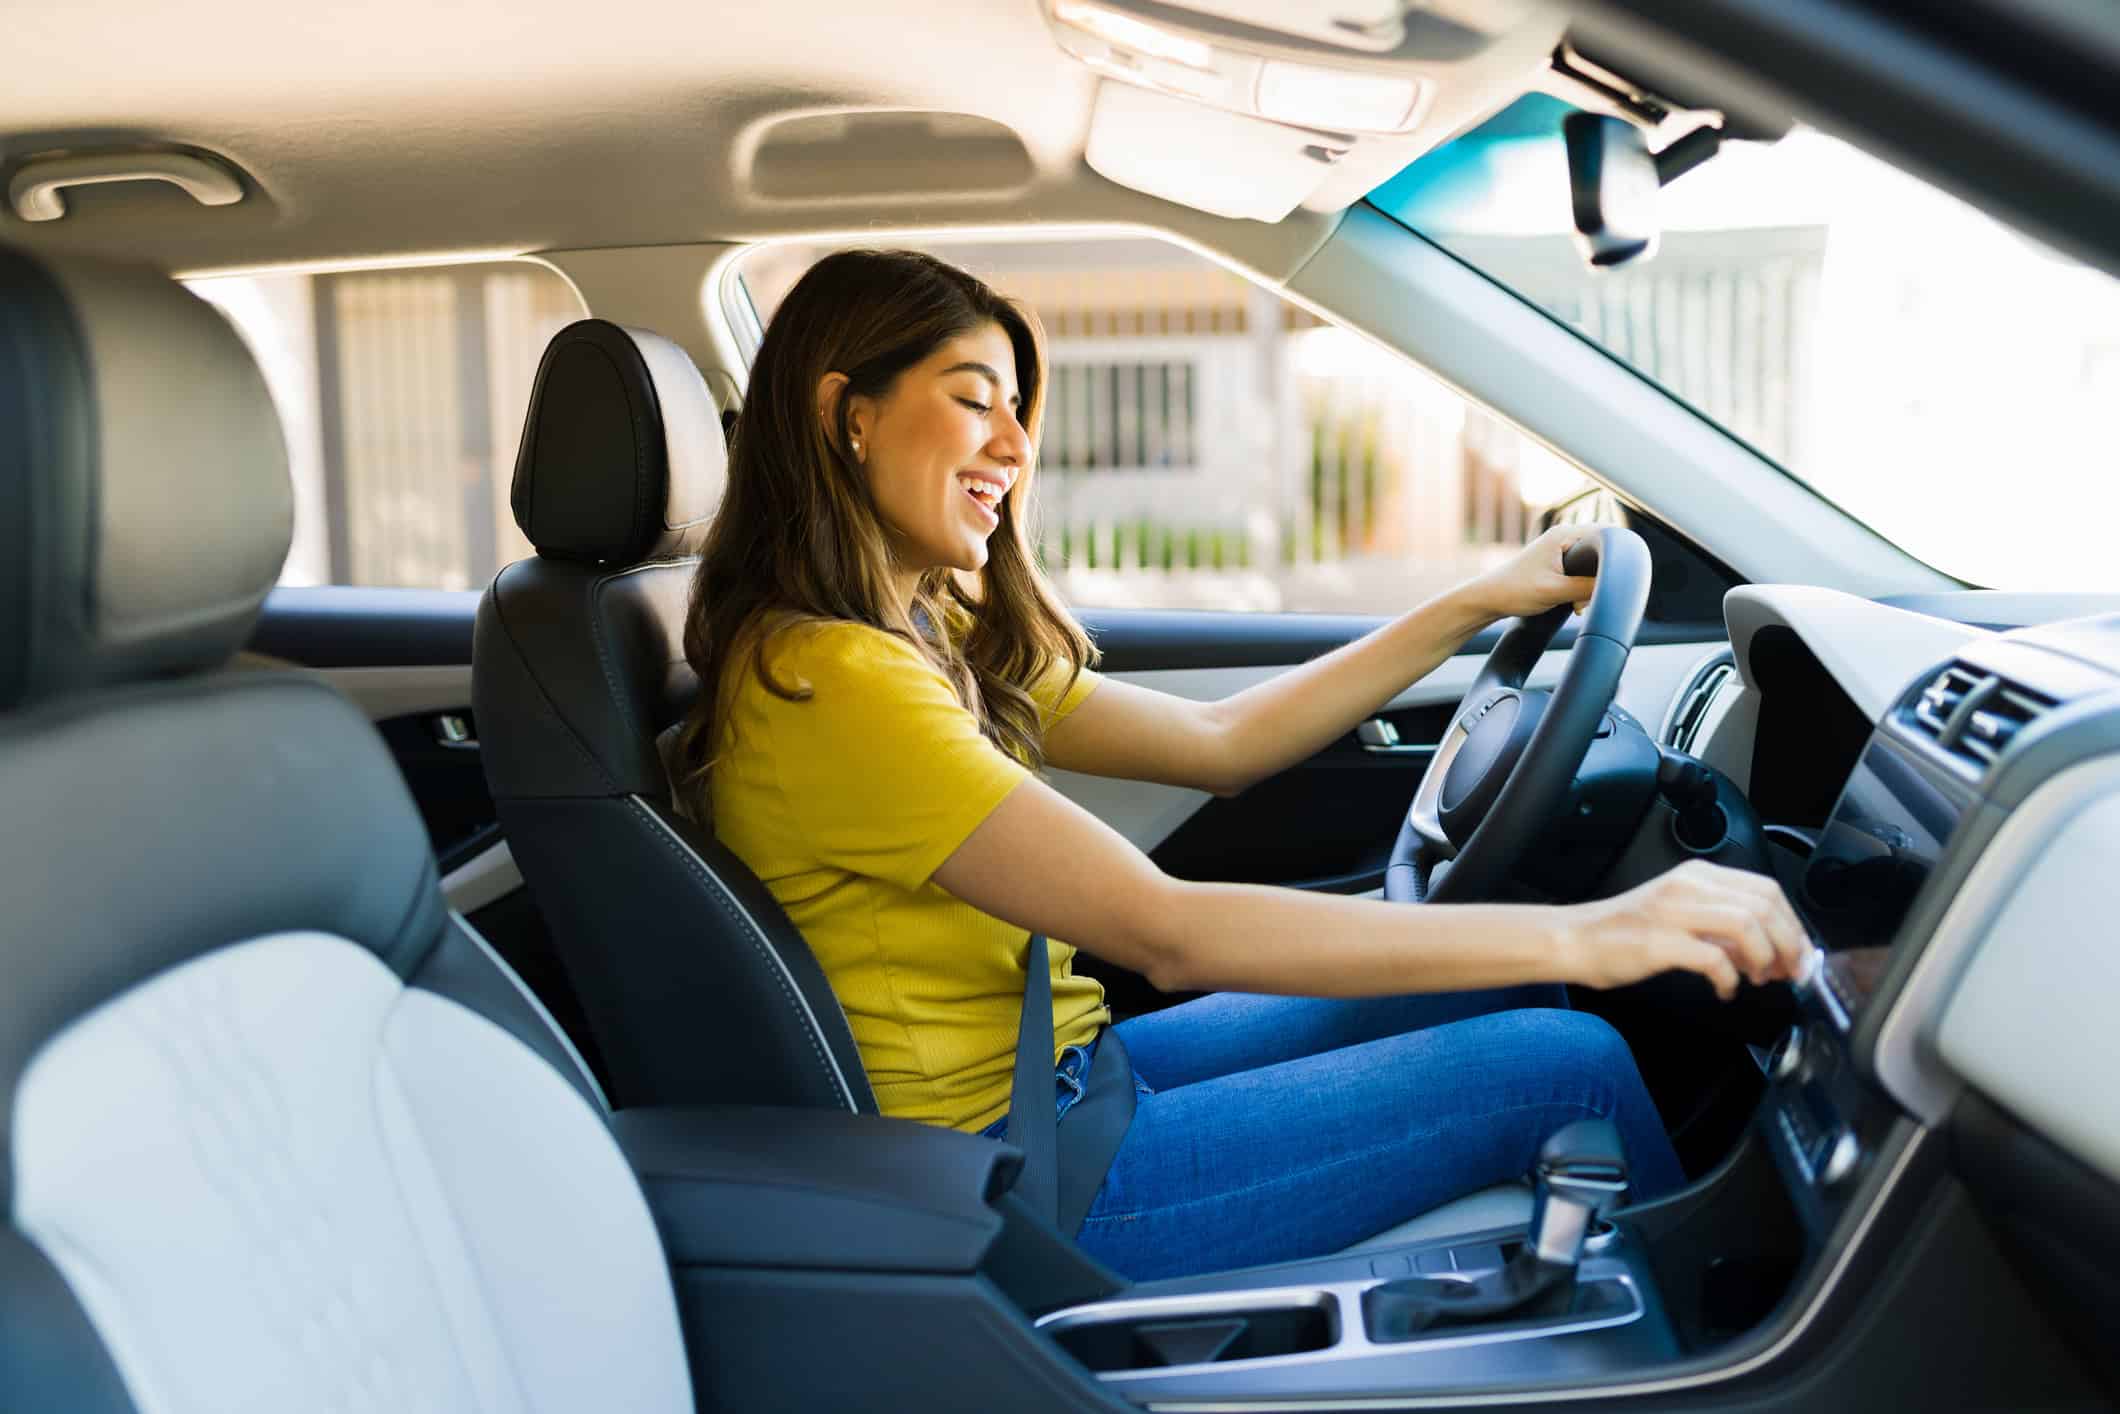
[708,620,1110,1133]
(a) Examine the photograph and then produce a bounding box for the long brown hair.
[669,248,1095,821]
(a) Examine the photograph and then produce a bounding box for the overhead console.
[1041,0,1565,219]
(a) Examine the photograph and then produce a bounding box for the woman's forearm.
[936,775,1794,1005]
[1205,583,1499,794]
[1144,876,1575,997]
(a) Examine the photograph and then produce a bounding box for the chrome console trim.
[1038,1266,1643,1389]
[1655,645,1737,747]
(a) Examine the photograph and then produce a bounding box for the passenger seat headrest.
[510,319,724,565]
[0,247,293,713]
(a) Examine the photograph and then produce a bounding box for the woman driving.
[668,248,1808,1281]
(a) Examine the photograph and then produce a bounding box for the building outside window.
[743,234,1588,614]
[191,260,585,591]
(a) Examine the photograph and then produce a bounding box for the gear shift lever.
[1364,1119,1631,1341]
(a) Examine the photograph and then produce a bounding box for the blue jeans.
[993,986,1685,1282]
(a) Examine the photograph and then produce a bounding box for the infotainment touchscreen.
[1798,734,1975,1017]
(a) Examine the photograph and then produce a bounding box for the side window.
[735,236,1588,615]
[187,261,585,589]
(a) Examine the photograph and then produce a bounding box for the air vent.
[1955,683,2053,766]
[1665,655,1735,753]
[1904,663,2054,774]
[1909,665,1984,739]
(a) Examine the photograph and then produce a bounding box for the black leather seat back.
[474,319,875,1113]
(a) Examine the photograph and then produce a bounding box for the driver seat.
[473,319,1530,1249]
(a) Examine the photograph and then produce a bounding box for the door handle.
[431,713,479,750]
[1355,719,1437,758]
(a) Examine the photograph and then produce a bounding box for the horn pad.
[1438,690,1548,847]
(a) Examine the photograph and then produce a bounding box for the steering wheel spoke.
[1406,720,1468,856]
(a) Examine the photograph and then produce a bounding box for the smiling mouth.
[958,476,1005,523]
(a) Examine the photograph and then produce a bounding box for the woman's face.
[842,322,1032,584]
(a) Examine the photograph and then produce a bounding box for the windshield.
[1369,96,2120,590]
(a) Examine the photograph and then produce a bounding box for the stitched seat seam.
[624,795,856,1110]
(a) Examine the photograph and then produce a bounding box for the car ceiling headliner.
[0,0,1560,280]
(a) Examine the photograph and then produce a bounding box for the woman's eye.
[957,398,992,415]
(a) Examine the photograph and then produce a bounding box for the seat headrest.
[510,319,724,565]
[0,247,293,712]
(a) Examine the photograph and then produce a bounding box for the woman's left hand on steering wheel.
[1467,526,1602,621]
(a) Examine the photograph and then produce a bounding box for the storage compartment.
[1048,1291,1336,1372]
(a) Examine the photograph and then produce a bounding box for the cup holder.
[1045,1294,1336,1373]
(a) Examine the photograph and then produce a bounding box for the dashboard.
[1666,587,2120,1244]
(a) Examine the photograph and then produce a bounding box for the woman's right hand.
[1559,859,1811,1000]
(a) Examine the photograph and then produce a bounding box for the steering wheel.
[1384,526,1654,904]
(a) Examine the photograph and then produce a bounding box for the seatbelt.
[1006,932,1136,1235]
[1006,932,1060,1224]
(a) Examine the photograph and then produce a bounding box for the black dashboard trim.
[250,585,1727,674]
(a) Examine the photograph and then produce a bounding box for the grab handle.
[10,151,244,222]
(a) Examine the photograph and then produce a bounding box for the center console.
[615,1101,1700,1411]
[1039,1235,1667,1397]
[1030,1119,1682,1401]
[1757,706,1977,1238]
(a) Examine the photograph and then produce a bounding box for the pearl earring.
[850,438,863,460]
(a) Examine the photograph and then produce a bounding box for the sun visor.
[743,110,1035,204]
[1084,80,1349,222]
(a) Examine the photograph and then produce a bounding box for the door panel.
[299,663,510,901]
[1145,697,1455,896]
[315,664,472,721]
[249,585,475,665]
[1083,605,1725,673]
[1054,638,1717,859]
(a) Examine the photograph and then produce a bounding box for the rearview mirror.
[1562,113,1660,269]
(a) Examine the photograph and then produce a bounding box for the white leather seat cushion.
[13,932,692,1414]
